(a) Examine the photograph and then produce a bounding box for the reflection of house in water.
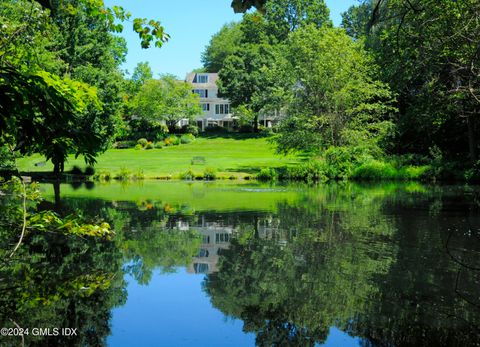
[181,216,285,275]
[187,223,234,275]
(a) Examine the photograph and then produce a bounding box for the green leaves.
[275,26,396,153]
[28,210,115,238]
[131,75,202,132]
[133,17,169,49]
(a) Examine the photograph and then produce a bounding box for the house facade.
[185,72,234,131]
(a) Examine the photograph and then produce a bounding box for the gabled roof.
[185,72,219,88]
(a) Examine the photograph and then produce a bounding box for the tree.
[216,13,278,132]
[0,0,168,172]
[218,43,277,132]
[132,75,202,132]
[274,25,396,153]
[341,1,372,39]
[231,0,267,13]
[367,0,480,163]
[0,68,102,174]
[264,0,332,41]
[131,62,154,91]
[201,22,242,72]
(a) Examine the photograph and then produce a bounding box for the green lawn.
[17,135,302,178]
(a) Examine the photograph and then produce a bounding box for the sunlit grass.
[17,135,302,179]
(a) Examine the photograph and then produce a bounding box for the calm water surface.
[1,181,479,346]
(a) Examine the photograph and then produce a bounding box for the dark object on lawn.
[191,156,206,165]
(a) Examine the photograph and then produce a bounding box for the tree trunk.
[467,115,477,163]
[53,181,61,208]
[53,161,60,176]
[253,115,259,133]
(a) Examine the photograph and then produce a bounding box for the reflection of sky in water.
[108,268,361,347]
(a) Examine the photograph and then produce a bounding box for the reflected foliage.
[2,181,480,346]
[0,182,126,346]
[204,184,480,346]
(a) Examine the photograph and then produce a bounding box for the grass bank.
[17,134,302,179]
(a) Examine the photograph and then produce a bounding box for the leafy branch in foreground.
[31,0,169,48]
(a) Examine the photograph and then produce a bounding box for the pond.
[0,181,479,346]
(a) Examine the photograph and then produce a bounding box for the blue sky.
[105,0,358,79]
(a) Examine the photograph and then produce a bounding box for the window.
[198,249,209,257]
[215,233,230,243]
[193,89,208,98]
[193,263,209,274]
[197,74,209,83]
[215,104,231,115]
[201,103,210,112]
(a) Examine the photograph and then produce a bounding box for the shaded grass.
[17,136,300,179]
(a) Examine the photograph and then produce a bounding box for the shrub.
[351,159,431,181]
[323,146,355,179]
[281,160,327,182]
[134,144,143,150]
[352,160,397,180]
[170,135,180,145]
[145,141,154,150]
[84,166,95,176]
[180,134,195,144]
[93,171,111,181]
[127,119,168,142]
[464,160,480,182]
[205,125,224,133]
[154,141,164,149]
[114,140,136,149]
[203,167,217,180]
[180,168,195,180]
[180,124,199,136]
[137,138,148,147]
[164,135,180,146]
[258,127,274,137]
[397,165,430,180]
[256,168,277,181]
[132,170,145,180]
[115,167,131,181]
[70,166,83,175]
[187,124,199,136]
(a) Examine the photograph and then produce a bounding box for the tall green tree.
[201,22,242,72]
[0,0,168,172]
[130,62,153,91]
[341,1,372,39]
[132,75,202,132]
[389,0,479,162]
[346,0,480,163]
[264,0,332,41]
[274,25,396,154]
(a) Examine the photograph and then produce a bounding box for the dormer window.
[197,74,209,83]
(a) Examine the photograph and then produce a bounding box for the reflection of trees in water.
[0,187,124,347]
[8,183,478,346]
[204,185,480,346]
[0,232,126,347]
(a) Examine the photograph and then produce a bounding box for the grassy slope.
[17,135,301,178]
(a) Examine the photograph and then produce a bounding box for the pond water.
[1,181,479,346]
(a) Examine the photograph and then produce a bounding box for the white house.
[185,72,234,131]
